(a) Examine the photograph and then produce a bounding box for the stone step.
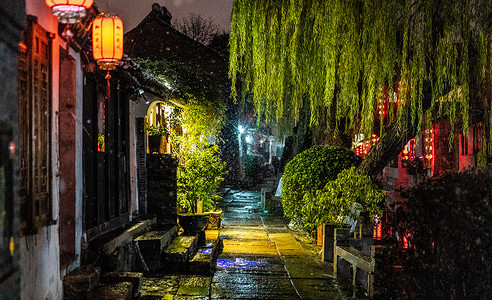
[163,234,200,264]
[100,272,143,298]
[140,276,179,300]
[100,218,157,255]
[63,265,101,300]
[140,275,211,299]
[134,224,178,252]
[87,282,133,300]
[188,237,221,275]
[134,224,179,271]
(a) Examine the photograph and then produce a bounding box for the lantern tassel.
[105,70,111,99]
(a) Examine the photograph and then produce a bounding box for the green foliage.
[281,145,360,223]
[169,104,227,214]
[175,143,227,213]
[230,0,492,138]
[97,134,105,152]
[136,56,228,214]
[381,167,492,298]
[145,122,168,137]
[302,167,385,231]
[179,97,225,144]
[477,144,487,168]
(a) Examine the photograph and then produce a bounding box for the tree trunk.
[358,81,433,178]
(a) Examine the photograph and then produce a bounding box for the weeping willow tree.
[229,0,492,177]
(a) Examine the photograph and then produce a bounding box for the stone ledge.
[163,235,199,263]
[63,265,101,300]
[134,224,178,252]
[88,282,133,300]
[100,272,143,298]
[100,218,157,255]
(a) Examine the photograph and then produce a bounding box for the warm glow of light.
[18,42,27,52]
[45,0,93,9]
[9,237,14,255]
[9,142,15,155]
[92,14,124,70]
[424,127,434,168]
[45,0,93,24]
[402,234,409,249]
[373,220,382,239]
[354,134,379,157]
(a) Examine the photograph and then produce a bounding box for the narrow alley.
[133,190,367,299]
[211,190,365,299]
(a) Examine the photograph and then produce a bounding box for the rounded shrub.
[302,167,385,231]
[281,145,361,225]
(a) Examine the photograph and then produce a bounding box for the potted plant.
[146,120,168,154]
[205,192,224,230]
[166,100,227,234]
[174,143,227,233]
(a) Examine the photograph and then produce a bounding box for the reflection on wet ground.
[211,189,368,299]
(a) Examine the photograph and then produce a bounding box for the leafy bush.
[381,168,492,299]
[302,167,385,231]
[281,145,361,224]
[176,143,226,213]
[169,101,227,214]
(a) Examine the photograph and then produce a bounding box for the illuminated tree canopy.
[229,0,492,143]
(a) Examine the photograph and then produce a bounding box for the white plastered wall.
[21,2,84,299]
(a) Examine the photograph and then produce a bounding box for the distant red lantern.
[92,14,124,70]
[45,0,94,24]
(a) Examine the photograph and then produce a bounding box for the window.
[146,102,175,154]
[18,19,53,233]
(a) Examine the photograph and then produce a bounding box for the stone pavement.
[210,190,367,299]
[140,190,367,299]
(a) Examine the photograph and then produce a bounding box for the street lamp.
[238,125,246,157]
[237,125,247,181]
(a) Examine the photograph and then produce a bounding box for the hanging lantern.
[92,14,124,70]
[45,0,94,24]
[92,14,124,99]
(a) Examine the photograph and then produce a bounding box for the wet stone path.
[211,190,365,299]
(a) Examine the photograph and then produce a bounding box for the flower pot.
[317,224,323,246]
[178,213,209,235]
[148,135,162,154]
[205,210,222,229]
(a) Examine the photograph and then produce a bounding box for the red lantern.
[45,0,94,24]
[92,14,124,70]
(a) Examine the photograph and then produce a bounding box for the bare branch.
[174,12,219,45]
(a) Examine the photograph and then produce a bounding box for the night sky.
[95,0,234,33]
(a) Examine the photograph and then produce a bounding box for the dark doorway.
[83,75,130,241]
